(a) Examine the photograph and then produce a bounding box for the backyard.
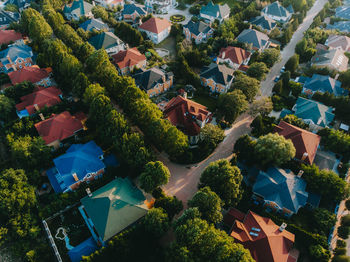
[155,36,176,60]
[192,94,217,112]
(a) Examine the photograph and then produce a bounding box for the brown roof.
[111,48,146,69]
[8,65,52,85]
[228,209,295,262]
[0,30,22,45]
[139,17,171,34]
[218,46,251,65]
[274,121,321,164]
[163,96,211,136]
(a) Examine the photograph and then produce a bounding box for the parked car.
[274,75,280,82]
[280,66,285,73]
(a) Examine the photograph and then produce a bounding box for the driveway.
[260,0,328,97]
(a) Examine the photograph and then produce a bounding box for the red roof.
[111,48,146,69]
[0,30,22,45]
[274,121,321,164]
[8,66,52,85]
[16,86,62,115]
[164,96,211,136]
[35,111,84,145]
[228,209,296,262]
[218,46,251,65]
[139,17,171,34]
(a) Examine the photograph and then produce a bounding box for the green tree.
[258,48,280,68]
[333,256,350,262]
[249,97,273,116]
[188,187,223,224]
[92,6,109,21]
[84,83,105,105]
[247,62,268,80]
[346,200,350,210]
[309,244,331,262]
[338,226,350,239]
[285,54,299,74]
[143,208,169,238]
[234,135,257,164]
[199,124,224,151]
[0,94,15,121]
[282,115,309,129]
[312,208,336,235]
[232,74,260,102]
[255,133,296,166]
[154,195,183,220]
[139,161,170,193]
[72,72,90,97]
[217,90,248,124]
[199,160,242,207]
[114,22,144,47]
[341,215,350,227]
[339,69,350,89]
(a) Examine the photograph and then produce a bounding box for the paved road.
[260,0,328,97]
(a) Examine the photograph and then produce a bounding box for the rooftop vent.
[86,188,92,197]
[279,222,287,232]
[249,231,259,237]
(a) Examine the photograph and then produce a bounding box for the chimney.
[72,173,79,182]
[183,91,187,99]
[86,188,92,197]
[34,104,39,112]
[301,152,308,161]
[39,113,45,121]
[279,222,287,232]
[222,51,226,59]
[297,170,304,178]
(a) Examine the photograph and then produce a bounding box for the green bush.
[338,226,350,239]
[337,239,347,248]
[341,215,350,227]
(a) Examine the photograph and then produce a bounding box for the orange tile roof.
[8,65,51,85]
[139,17,171,34]
[111,48,146,69]
[0,30,22,45]
[274,121,321,164]
[218,46,251,65]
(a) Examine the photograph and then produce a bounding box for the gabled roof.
[274,120,321,164]
[8,65,51,85]
[218,46,251,65]
[250,15,277,31]
[15,86,62,115]
[112,48,146,70]
[164,95,211,136]
[228,209,296,262]
[183,20,211,36]
[79,18,109,32]
[325,34,350,52]
[0,44,33,65]
[133,67,169,90]
[335,6,350,20]
[64,0,93,17]
[236,29,269,50]
[200,1,230,19]
[88,31,123,50]
[327,21,350,33]
[311,48,349,72]
[139,17,171,34]
[4,0,31,10]
[200,63,234,86]
[303,74,347,96]
[0,30,22,45]
[262,1,291,19]
[81,177,149,242]
[35,111,84,145]
[253,167,309,214]
[293,97,335,128]
[122,4,146,16]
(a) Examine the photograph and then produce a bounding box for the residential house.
[63,0,94,21]
[261,1,293,23]
[79,177,150,246]
[144,0,177,14]
[0,30,22,45]
[253,167,316,217]
[335,6,350,20]
[122,4,147,22]
[47,141,105,193]
[327,21,350,33]
[133,67,173,96]
[95,0,124,8]
[274,120,321,164]
[111,47,146,75]
[79,18,110,32]
[163,95,212,144]
[183,20,213,44]
[236,29,270,51]
[250,15,277,33]
[0,44,33,73]
[139,17,171,44]
[302,74,348,97]
[225,209,299,262]
[200,63,234,93]
[15,86,62,118]
[88,31,126,55]
[8,65,54,86]
[35,111,85,148]
[311,47,348,72]
[200,1,230,23]
[325,34,350,52]
[217,46,251,70]
[3,0,31,12]
[0,11,20,30]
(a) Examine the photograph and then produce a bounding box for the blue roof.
[0,44,33,67]
[79,18,109,32]
[122,4,146,16]
[68,237,98,262]
[236,29,269,50]
[303,74,348,96]
[295,75,310,84]
[200,1,230,20]
[335,6,350,20]
[253,167,309,213]
[50,141,105,193]
[327,21,350,33]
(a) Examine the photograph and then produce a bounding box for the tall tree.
[285,54,299,74]
[143,208,169,238]
[217,90,248,124]
[139,161,170,193]
[232,74,260,102]
[247,62,268,80]
[0,94,15,121]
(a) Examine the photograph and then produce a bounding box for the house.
[225,209,298,262]
[217,46,251,70]
[79,177,150,245]
[0,44,33,73]
[79,18,110,32]
[111,47,146,75]
[183,20,213,44]
[236,29,270,51]
[0,30,22,45]
[200,1,230,23]
[35,111,85,148]
[122,4,147,22]
[95,0,124,8]
[200,63,234,93]
[261,1,293,23]
[250,15,277,32]
[253,167,315,217]
[139,17,171,44]
[15,86,62,118]
[163,95,212,144]
[335,6,350,20]
[274,121,321,164]
[311,48,348,72]
[63,0,94,21]
[325,34,350,52]
[302,74,348,97]
[8,65,54,86]
[0,11,20,30]
[47,141,105,193]
[133,67,173,97]
[3,0,31,12]
[327,21,350,33]
[144,0,177,14]
[88,31,125,54]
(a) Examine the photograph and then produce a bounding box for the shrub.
[338,226,350,239]
[337,239,347,248]
[341,215,350,227]
[345,200,350,210]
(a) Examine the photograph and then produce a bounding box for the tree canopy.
[139,161,170,193]
[232,74,260,102]
[217,90,248,124]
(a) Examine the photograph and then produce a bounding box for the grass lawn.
[192,94,217,112]
[214,0,242,8]
[155,36,176,58]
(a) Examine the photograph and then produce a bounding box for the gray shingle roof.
[250,15,276,31]
[303,74,348,96]
[262,1,291,19]
[200,1,230,20]
[200,63,234,86]
[122,4,146,16]
[79,18,110,32]
[133,67,171,90]
[335,6,350,20]
[183,21,211,36]
[88,32,123,50]
[327,21,350,33]
[236,29,269,49]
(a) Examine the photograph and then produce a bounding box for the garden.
[170,14,185,23]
